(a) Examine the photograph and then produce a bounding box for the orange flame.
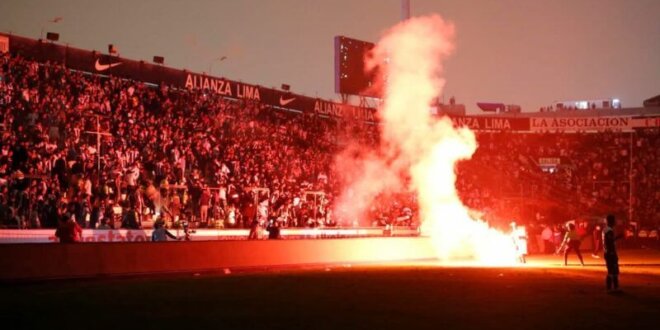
[341,15,519,265]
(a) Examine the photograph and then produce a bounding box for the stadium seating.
[0,51,657,234]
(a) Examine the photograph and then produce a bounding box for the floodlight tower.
[401,0,411,21]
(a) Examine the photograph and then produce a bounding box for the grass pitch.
[1,250,659,329]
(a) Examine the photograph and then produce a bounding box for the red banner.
[530,117,633,132]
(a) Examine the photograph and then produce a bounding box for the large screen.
[334,36,380,98]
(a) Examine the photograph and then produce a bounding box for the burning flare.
[339,15,518,265]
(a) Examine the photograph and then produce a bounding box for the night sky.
[1,0,658,113]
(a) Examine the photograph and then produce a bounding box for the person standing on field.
[603,214,622,292]
[557,223,585,266]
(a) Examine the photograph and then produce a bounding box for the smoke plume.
[335,15,517,264]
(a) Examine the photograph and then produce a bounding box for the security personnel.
[603,214,621,291]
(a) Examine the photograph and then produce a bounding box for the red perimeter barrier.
[0,237,436,281]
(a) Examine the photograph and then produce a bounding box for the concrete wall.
[0,237,436,281]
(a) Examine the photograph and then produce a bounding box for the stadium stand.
[0,40,658,241]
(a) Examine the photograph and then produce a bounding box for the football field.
[1,249,658,329]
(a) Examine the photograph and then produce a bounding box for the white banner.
[0,228,415,244]
[0,229,234,244]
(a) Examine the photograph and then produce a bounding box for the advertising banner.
[539,157,561,165]
[631,116,660,129]
[0,34,8,53]
[530,116,633,132]
[0,228,414,244]
[3,33,658,131]
[450,115,530,131]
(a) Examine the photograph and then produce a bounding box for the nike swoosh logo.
[279,96,296,106]
[95,59,122,71]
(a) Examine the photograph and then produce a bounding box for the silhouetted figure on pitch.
[151,220,178,242]
[604,214,622,292]
[557,223,584,266]
[591,224,603,258]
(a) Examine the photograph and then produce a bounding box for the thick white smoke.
[335,15,518,264]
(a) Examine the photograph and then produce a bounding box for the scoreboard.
[334,36,381,98]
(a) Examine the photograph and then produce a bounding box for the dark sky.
[2,0,659,113]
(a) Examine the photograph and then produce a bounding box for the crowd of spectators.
[0,51,658,234]
[456,129,659,251]
[455,129,659,231]
[0,52,341,230]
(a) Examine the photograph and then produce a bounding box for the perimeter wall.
[0,237,436,281]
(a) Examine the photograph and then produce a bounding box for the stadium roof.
[473,106,660,118]
[643,94,660,107]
